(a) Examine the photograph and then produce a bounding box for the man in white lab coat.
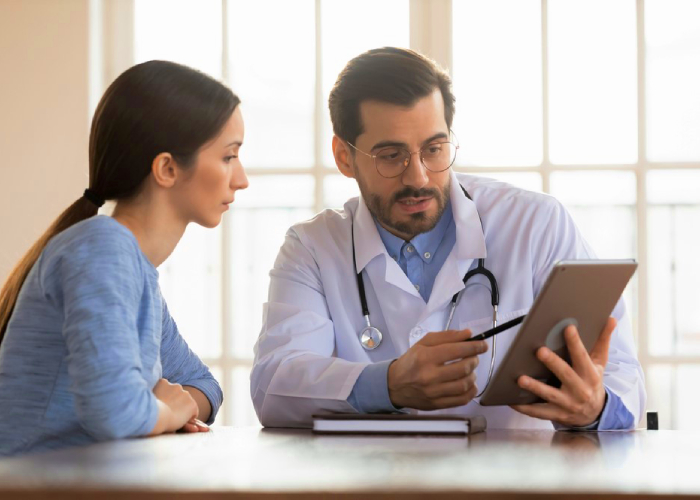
[251,47,645,430]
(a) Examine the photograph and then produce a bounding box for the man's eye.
[377,149,401,161]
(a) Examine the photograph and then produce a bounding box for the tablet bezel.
[478,259,637,407]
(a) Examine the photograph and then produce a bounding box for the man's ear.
[332,136,356,179]
[151,152,177,188]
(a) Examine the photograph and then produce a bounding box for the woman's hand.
[180,418,210,433]
[149,378,199,435]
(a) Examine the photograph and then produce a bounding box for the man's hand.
[510,317,616,427]
[388,329,488,410]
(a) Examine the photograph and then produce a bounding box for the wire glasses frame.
[346,131,460,178]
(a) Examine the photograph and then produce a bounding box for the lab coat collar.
[353,194,389,273]
[354,194,422,298]
[451,170,487,262]
[352,170,487,273]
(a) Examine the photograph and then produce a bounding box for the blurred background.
[1,0,698,429]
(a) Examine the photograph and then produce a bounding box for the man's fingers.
[564,325,598,378]
[419,328,473,347]
[432,339,488,364]
[535,346,589,400]
[433,356,480,383]
[589,317,616,367]
[511,402,567,423]
[516,375,575,411]
[431,385,479,409]
[426,373,477,398]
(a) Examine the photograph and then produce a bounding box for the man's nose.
[401,152,429,189]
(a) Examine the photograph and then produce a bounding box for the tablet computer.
[478,259,637,407]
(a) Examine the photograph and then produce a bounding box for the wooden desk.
[0,427,699,499]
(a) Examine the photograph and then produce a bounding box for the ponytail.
[0,196,99,345]
[1,60,239,347]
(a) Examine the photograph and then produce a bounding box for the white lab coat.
[251,171,646,429]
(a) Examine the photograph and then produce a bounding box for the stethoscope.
[352,186,500,397]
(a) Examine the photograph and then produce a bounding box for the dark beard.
[359,175,451,241]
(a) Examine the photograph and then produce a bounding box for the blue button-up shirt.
[375,203,455,303]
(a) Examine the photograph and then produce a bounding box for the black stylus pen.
[465,314,526,342]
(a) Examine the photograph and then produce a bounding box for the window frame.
[110,0,700,428]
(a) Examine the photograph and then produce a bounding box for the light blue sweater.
[0,216,222,456]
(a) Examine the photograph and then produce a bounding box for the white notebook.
[312,413,487,435]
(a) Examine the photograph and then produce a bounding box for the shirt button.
[424,252,431,259]
[406,245,415,253]
[414,284,420,291]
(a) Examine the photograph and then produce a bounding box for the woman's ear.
[151,152,177,188]
[332,136,355,179]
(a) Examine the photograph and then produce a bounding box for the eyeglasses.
[346,133,459,179]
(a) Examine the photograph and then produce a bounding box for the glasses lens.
[422,142,457,172]
[375,147,410,178]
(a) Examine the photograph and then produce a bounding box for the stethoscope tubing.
[352,185,501,398]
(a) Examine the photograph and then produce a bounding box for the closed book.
[312,413,486,435]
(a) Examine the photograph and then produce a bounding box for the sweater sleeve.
[48,228,159,441]
[160,298,223,425]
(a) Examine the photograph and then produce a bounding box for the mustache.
[391,187,440,203]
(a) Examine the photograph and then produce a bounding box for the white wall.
[0,0,90,282]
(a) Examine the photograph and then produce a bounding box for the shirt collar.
[352,170,486,272]
[374,202,453,264]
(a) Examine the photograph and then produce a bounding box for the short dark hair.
[328,47,456,145]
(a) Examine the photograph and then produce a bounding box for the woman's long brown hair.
[0,60,239,345]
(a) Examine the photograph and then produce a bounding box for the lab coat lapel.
[354,194,422,299]
[451,170,488,263]
[353,195,425,353]
[423,172,488,319]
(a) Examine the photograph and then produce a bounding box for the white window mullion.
[541,0,551,194]
[220,0,233,425]
[101,0,135,90]
[314,0,325,215]
[409,0,452,73]
[635,0,650,378]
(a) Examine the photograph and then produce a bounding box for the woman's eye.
[224,155,238,163]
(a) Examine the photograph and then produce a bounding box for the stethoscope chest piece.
[360,325,383,350]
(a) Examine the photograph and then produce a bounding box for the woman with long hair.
[0,60,248,455]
